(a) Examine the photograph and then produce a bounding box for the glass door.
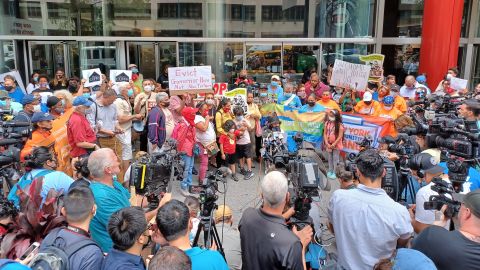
[79,41,118,75]
[127,42,177,80]
[28,41,66,78]
[245,43,282,83]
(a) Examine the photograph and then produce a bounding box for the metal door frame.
[125,41,159,79]
[27,40,71,77]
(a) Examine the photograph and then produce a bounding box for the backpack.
[28,228,99,270]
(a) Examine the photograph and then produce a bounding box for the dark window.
[158,3,177,18]
[262,5,282,21]
[113,3,151,19]
[224,4,256,21]
[283,6,305,21]
[158,3,202,19]
[47,2,69,19]
[245,5,255,21]
[26,1,41,18]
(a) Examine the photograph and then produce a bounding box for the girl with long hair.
[323,109,344,179]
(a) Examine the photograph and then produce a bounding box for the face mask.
[308,101,316,107]
[84,108,93,115]
[272,126,280,132]
[202,110,209,117]
[131,68,139,74]
[4,86,13,92]
[83,93,90,98]
[68,85,77,93]
[223,107,230,113]
[391,92,398,97]
[446,74,453,80]
[236,116,243,121]
[127,89,134,97]
[212,79,216,84]
[260,92,268,97]
[328,116,335,121]
[55,107,65,114]
[40,83,48,88]
[336,90,343,94]
[33,104,41,112]
[321,96,330,102]
[284,93,292,98]
[384,105,392,110]
[205,98,215,105]
[271,81,279,87]
[229,128,235,134]
[364,101,372,105]
[33,77,39,83]
[144,85,154,92]
[61,99,66,107]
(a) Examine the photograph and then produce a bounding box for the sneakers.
[244,170,254,180]
[232,174,240,182]
[239,168,246,175]
[327,171,337,179]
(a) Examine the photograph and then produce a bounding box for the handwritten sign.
[450,77,468,91]
[82,68,102,87]
[109,70,132,84]
[359,54,385,83]
[0,70,26,93]
[198,83,228,97]
[224,88,248,114]
[330,59,371,90]
[168,66,213,95]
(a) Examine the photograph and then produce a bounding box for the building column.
[419,0,464,88]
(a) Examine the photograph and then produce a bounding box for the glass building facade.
[0,0,480,88]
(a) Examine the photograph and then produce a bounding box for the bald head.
[261,171,288,209]
[88,148,115,179]
[405,75,416,87]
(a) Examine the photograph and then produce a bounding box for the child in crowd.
[336,162,357,189]
[323,109,344,179]
[219,120,242,181]
[233,107,255,180]
[184,196,200,244]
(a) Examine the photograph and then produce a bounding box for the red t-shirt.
[219,133,237,154]
[67,111,97,157]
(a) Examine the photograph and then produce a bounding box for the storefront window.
[246,44,282,83]
[282,45,320,84]
[321,43,373,83]
[315,0,376,38]
[383,0,424,37]
[0,40,15,73]
[381,44,421,84]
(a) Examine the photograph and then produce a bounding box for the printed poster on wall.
[330,59,371,90]
[109,70,132,84]
[359,54,385,83]
[224,88,248,115]
[168,66,213,95]
[81,68,102,87]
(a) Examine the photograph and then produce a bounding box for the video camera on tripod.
[130,139,184,210]
[261,129,290,169]
[424,177,461,218]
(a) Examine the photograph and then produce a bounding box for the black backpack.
[28,228,99,270]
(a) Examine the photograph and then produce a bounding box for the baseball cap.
[363,92,373,102]
[72,96,93,107]
[417,153,444,174]
[463,190,480,218]
[416,75,426,84]
[21,94,39,106]
[383,96,394,105]
[392,248,437,270]
[46,96,61,108]
[271,75,280,81]
[214,205,233,222]
[0,90,9,99]
[31,112,54,123]
[421,149,441,164]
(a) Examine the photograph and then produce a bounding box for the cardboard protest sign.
[450,77,468,91]
[330,59,371,90]
[168,66,213,95]
[224,88,248,114]
[110,70,132,84]
[0,70,26,93]
[198,83,228,97]
[359,54,385,83]
[82,68,102,87]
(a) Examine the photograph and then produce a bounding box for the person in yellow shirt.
[354,92,380,115]
[317,90,341,111]
[246,91,262,160]
[374,95,403,120]
[390,86,407,113]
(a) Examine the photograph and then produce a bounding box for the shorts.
[236,143,251,159]
[225,153,237,165]
[116,129,133,161]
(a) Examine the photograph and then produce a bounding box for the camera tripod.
[192,204,226,260]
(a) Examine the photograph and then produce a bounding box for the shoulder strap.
[283,94,296,106]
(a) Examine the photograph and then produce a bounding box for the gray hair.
[156,92,169,103]
[261,171,288,208]
[118,82,129,91]
[102,88,117,98]
[284,83,294,92]
[88,148,114,179]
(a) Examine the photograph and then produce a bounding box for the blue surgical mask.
[260,92,268,97]
[212,79,216,84]
[33,77,39,83]
[284,93,292,98]
[83,93,90,98]
[127,89,134,97]
[271,81,279,87]
[131,68,139,74]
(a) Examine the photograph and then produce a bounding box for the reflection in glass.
[383,0,424,37]
[381,45,421,85]
[129,43,156,79]
[282,46,320,84]
[246,45,282,83]
[30,43,65,78]
[79,42,116,74]
[315,0,375,38]
[0,41,15,73]
[460,0,471,38]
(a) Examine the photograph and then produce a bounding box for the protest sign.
[198,82,227,97]
[109,70,132,84]
[82,68,102,87]
[450,77,468,91]
[0,70,26,93]
[342,113,395,153]
[224,88,248,114]
[168,66,213,95]
[359,54,385,83]
[330,59,371,90]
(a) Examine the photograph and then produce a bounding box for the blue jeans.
[181,155,194,190]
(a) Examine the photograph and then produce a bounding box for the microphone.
[0,138,20,147]
[2,122,31,127]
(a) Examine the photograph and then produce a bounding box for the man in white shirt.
[328,149,413,270]
[400,75,427,99]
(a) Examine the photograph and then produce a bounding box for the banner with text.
[330,59,371,90]
[359,54,385,83]
[110,70,132,84]
[82,68,102,87]
[342,113,395,153]
[168,66,213,95]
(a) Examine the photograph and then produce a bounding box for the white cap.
[271,75,280,81]
[363,91,373,101]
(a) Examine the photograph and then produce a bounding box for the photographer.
[8,146,73,208]
[412,190,480,269]
[408,153,451,233]
[239,171,313,270]
[328,149,413,270]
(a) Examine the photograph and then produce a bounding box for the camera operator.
[408,153,451,233]
[412,190,480,269]
[457,99,480,129]
[7,146,73,208]
[239,171,313,270]
[328,149,413,270]
[378,135,400,162]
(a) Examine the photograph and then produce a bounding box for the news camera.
[400,114,429,136]
[424,177,461,218]
[130,139,184,210]
[261,129,291,169]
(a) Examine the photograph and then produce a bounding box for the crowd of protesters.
[0,62,479,270]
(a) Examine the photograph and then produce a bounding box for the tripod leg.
[192,222,204,247]
[211,223,226,260]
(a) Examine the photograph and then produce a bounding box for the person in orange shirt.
[390,86,407,113]
[20,112,56,161]
[354,92,380,115]
[374,96,403,120]
[317,90,341,111]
